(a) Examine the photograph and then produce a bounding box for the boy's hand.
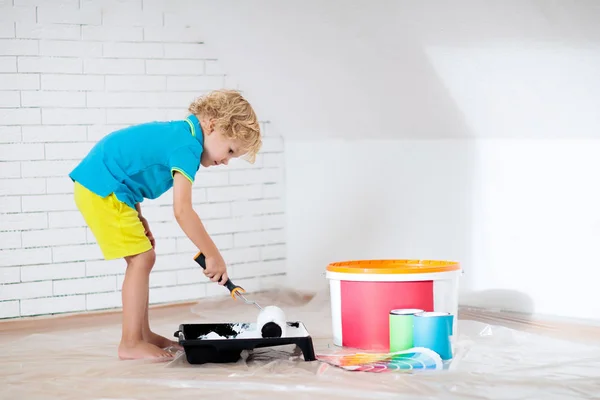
[139,216,155,248]
[203,254,228,285]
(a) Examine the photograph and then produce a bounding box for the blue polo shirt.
[69,114,203,209]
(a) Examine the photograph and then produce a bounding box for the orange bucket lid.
[326,259,460,274]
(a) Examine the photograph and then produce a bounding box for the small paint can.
[389,309,423,352]
[413,311,454,360]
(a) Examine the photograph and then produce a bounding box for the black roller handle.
[193,251,242,295]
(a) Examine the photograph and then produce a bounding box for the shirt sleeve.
[169,146,201,184]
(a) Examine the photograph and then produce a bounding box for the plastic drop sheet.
[2,289,600,399]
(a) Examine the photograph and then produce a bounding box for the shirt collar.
[185,114,204,146]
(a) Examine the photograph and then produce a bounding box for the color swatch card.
[317,347,443,372]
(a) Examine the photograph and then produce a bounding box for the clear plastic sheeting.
[2,289,600,399]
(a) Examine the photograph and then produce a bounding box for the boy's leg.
[118,249,173,360]
[141,284,182,350]
[72,183,173,359]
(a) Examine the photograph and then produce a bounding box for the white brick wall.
[0,0,286,319]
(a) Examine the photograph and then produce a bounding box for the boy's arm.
[172,171,228,284]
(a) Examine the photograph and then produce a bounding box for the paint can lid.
[390,309,424,315]
[326,259,460,274]
[414,311,452,317]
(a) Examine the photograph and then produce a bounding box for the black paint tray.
[173,321,316,365]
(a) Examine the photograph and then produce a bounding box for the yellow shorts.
[73,181,152,260]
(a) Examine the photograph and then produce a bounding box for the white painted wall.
[286,139,600,321]
[2,0,599,323]
[0,0,286,319]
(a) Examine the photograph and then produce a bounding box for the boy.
[69,89,262,360]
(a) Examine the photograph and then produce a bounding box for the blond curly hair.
[188,89,262,163]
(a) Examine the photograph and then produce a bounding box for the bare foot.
[118,340,174,360]
[145,331,183,350]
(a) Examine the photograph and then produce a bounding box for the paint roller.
[194,252,287,338]
[256,305,287,338]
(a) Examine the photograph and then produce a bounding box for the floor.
[2,289,600,399]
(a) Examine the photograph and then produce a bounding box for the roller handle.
[194,252,243,296]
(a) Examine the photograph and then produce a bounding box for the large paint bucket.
[326,259,461,351]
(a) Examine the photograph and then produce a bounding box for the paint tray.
[173,321,316,365]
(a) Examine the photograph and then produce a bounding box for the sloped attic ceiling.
[190,0,600,140]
